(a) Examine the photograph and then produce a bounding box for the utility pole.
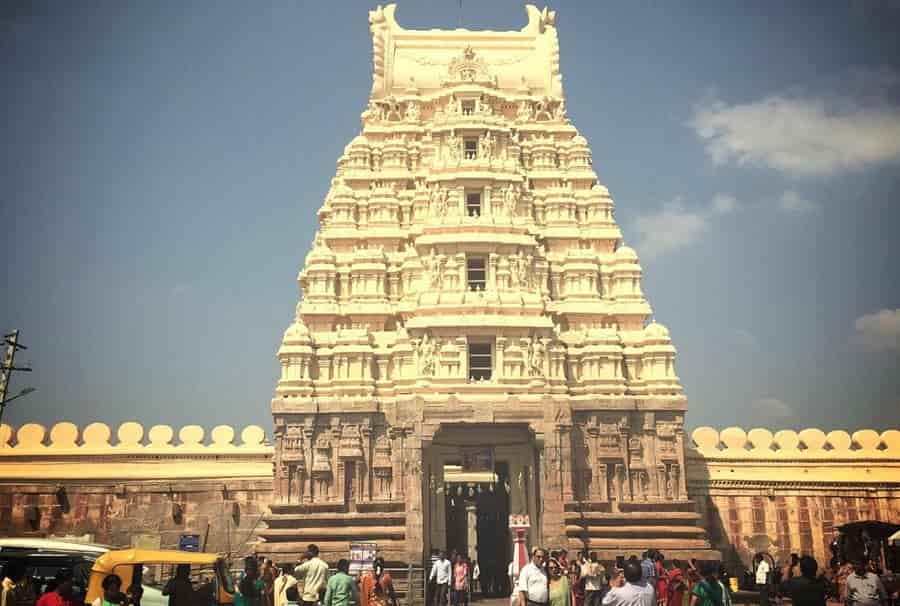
[1,329,34,428]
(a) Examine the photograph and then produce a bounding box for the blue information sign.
[179,534,201,552]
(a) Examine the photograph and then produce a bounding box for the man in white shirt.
[517,549,549,606]
[754,556,771,606]
[602,561,654,606]
[429,551,452,606]
[583,552,605,606]
[508,561,519,598]
[294,544,329,606]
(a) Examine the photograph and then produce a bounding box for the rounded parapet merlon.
[691,426,900,459]
[0,422,270,453]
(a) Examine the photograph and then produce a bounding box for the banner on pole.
[349,542,377,576]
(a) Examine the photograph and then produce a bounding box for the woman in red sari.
[666,560,686,606]
[359,558,397,606]
[568,561,585,606]
[655,553,668,606]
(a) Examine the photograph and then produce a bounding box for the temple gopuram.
[0,3,897,583]
[262,3,718,565]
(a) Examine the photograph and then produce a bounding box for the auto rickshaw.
[86,549,234,606]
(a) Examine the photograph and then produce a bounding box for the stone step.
[565,524,708,538]
[564,511,702,525]
[564,537,713,551]
[265,511,406,528]
[565,547,723,562]
[616,500,698,513]
[268,501,405,515]
[258,526,406,541]
[260,539,408,557]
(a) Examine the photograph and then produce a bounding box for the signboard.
[349,542,377,576]
[178,534,201,552]
[460,447,493,473]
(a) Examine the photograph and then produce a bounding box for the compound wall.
[1,422,897,570]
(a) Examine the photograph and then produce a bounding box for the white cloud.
[712,193,739,214]
[752,398,793,419]
[779,190,817,213]
[633,198,708,260]
[854,308,900,351]
[690,75,900,176]
[633,193,738,259]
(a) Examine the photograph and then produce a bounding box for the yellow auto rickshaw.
[86,549,234,606]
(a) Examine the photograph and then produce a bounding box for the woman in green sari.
[548,558,571,606]
[690,563,723,606]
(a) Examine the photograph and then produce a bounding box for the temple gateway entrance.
[423,424,539,595]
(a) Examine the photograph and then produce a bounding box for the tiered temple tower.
[262,4,719,565]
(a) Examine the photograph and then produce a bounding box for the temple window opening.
[464,138,478,159]
[466,256,487,290]
[466,191,482,216]
[468,341,493,381]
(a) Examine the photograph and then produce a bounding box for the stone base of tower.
[564,499,721,561]
[259,501,409,564]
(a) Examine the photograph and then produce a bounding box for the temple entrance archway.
[422,424,540,596]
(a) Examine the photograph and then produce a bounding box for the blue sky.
[2,1,898,436]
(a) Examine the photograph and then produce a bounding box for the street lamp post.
[0,386,36,428]
[1,330,34,430]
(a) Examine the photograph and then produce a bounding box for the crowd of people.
[234,544,397,606]
[1,546,892,606]
[505,548,891,606]
[426,550,480,606]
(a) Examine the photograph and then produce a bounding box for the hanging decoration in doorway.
[460,446,494,473]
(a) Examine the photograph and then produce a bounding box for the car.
[0,538,166,606]
[0,538,107,598]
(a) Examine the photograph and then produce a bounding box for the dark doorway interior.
[443,462,511,597]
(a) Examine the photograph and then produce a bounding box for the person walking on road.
[294,545,329,606]
[429,552,452,606]
[322,559,358,606]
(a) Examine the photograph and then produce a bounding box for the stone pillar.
[466,503,478,561]
[303,427,315,503]
[404,433,426,564]
[537,425,566,549]
[361,422,372,501]
[558,424,574,501]
[274,427,286,503]
[597,461,608,502]
[390,428,404,500]
[675,429,688,499]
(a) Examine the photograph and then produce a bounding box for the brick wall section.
[0,479,273,557]
[695,491,900,569]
